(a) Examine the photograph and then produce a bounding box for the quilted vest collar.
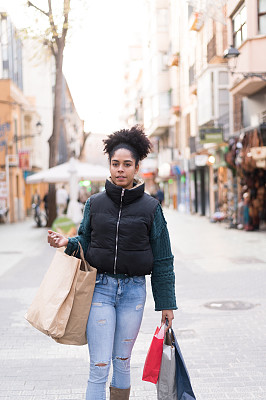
[105,178,145,205]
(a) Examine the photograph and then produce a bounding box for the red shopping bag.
[142,325,165,384]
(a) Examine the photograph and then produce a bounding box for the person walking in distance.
[47,126,177,400]
[56,185,69,216]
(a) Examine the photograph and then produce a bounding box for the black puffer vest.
[85,179,159,276]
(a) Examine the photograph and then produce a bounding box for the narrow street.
[0,211,266,400]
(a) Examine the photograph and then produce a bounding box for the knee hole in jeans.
[116,357,129,361]
[96,319,106,325]
[92,302,102,307]
[95,363,108,367]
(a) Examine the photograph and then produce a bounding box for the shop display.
[224,128,266,231]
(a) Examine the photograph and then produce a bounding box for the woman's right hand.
[47,230,68,248]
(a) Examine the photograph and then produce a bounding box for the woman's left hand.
[161,310,174,331]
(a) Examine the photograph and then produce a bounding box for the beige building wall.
[142,0,171,138]
[22,39,54,171]
[226,0,266,135]
[123,39,143,128]
[64,81,84,159]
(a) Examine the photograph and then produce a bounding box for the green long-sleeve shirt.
[65,199,177,311]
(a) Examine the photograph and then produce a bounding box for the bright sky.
[0,0,144,133]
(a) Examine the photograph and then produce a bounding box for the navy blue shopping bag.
[172,330,196,400]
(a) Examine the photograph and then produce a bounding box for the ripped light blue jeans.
[86,273,146,400]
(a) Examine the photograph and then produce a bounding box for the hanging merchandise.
[239,169,266,231]
[224,128,266,231]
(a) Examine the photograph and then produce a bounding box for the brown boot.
[109,386,130,400]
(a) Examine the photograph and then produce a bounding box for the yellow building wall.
[25,182,49,214]
[0,79,31,222]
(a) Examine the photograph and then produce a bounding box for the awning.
[26,158,109,184]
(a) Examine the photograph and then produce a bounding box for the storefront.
[225,126,266,230]
[192,155,210,217]
[157,162,178,208]
[210,146,234,222]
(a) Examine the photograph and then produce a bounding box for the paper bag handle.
[73,241,89,272]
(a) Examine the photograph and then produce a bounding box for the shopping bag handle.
[75,242,89,272]
[164,318,175,345]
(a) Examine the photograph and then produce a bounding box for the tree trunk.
[78,131,90,161]
[47,41,64,227]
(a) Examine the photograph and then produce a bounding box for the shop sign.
[0,181,7,198]
[158,163,171,178]
[190,12,203,31]
[18,149,31,170]
[0,120,10,137]
[200,128,223,144]
[195,154,208,167]
[172,165,181,176]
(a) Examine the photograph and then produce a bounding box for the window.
[219,89,229,118]
[160,92,170,110]
[157,9,169,31]
[232,4,247,47]
[258,0,266,34]
[219,71,229,85]
[188,5,194,19]
[159,52,169,71]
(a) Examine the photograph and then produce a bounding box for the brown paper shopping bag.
[25,244,96,345]
[25,247,80,338]
[54,244,97,345]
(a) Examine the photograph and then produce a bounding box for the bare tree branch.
[62,0,71,41]
[47,0,59,45]
[27,1,49,17]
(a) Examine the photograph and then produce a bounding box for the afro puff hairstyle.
[103,125,152,165]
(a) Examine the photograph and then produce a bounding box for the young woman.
[47,126,177,400]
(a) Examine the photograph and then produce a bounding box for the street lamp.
[223,45,240,59]
[14,121,43,142]
[223,45,266,82]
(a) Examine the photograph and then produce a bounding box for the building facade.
[141,0,177,205]
[224,0,266,230]
[0,13,41,222]
[0,13,84,222]
[58,77,84,165]
[123,0,266,229]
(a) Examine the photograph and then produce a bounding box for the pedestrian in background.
[43,192,49,218]
[78,186,90,204]
[56,185,69,216]
[31,189,41,220]
[47,125,177,400]
[31,189,40,208]
[156,186,165,205]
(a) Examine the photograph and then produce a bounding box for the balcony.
[149,113,170,137]
[229,37,266,96]
[207,35,216,63]
[207,35,226,64]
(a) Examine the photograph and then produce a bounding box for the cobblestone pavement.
[0,212,266,400]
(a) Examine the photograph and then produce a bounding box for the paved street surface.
[0,211,266,400]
